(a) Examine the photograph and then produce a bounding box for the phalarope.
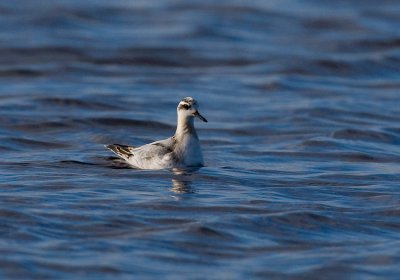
[106,97,207,169]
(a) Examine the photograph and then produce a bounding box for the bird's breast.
[177,136,203,166]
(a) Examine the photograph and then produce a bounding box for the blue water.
[1,0,400,279]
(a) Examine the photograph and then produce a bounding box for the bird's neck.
[175,116,197,141]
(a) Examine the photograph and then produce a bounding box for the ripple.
[88,117,173,129]
[1,0,400,279]
[4,137,69,149]
[331,129,399,144]
[37,97,122,110]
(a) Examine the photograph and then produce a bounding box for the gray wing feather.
[132,138,175,160]
[106,137,177,168]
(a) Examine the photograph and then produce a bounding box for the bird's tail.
[105,144,135,160]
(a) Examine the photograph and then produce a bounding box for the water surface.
[1,0,400,279]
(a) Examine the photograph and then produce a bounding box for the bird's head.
[177,97,207,123]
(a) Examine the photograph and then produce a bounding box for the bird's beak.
[193,111,208,122]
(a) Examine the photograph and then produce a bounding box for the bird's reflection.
[170,167,200,194]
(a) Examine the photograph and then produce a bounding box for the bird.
[105,97,207,169]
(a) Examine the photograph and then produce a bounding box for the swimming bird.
[105,97,207,169]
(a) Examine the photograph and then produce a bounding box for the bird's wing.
[106,137,177,169]
[131,137,175,160]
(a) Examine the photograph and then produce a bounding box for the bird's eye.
[181,104,190,110]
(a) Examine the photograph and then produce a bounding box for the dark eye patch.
[180,103,190,110]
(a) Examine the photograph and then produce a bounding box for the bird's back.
[107,137,178,169]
